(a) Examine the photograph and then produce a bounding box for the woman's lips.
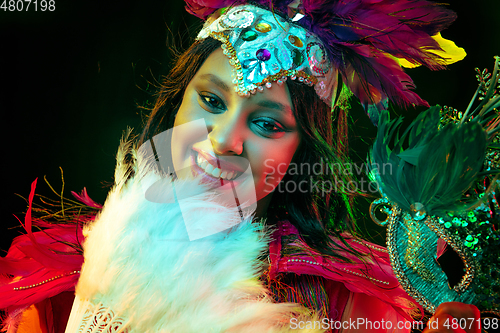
[190,154,239,187]
[193,148,246,175]
[196,154,235,180]
[187,152,257,212]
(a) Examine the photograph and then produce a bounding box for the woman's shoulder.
[269,220,423,321]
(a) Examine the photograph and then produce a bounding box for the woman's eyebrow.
[199,74,230,92]
[257,100,292,114]
[199,73,291,114]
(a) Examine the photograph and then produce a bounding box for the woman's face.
[171,48,301,216]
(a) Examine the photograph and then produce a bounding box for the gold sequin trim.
[287,258,390,285]
[387,207,436,312]
[403,215,436,283]
[422,217,475,294]
[339,267,390,285]
[13,270,80,291]
[350,238,389,253]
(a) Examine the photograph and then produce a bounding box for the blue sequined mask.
[197,4,336,103]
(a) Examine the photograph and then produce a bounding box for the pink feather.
[71,188,103,209]
[0,179,94,316]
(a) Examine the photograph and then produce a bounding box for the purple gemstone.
[256,49,271,61]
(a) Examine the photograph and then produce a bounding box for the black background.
[1,0,499,251]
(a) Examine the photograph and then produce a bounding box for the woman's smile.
[192,147,245,181]
[188,150,249,191]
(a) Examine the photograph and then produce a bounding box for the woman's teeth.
[196,154,236,180]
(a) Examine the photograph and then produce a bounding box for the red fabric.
[324,280,351,333]
[268,220,424,321]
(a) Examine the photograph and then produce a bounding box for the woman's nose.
[207,110,245,156]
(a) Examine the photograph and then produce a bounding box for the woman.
[0,0,490,332]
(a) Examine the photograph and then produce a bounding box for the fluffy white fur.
[74,137,322,332]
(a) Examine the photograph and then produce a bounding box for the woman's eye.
[199,93,225,110]
[253,119,285,135]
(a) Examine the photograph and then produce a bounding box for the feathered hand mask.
[369,57,500,318]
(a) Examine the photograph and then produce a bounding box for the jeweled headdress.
[185,0,466,122]
[197,4,334,100]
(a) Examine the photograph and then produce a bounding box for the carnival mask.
[370,57,500,315]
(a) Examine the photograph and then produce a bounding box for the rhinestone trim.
[287,258,322,266]
[286,258,390,285]
[350,238,389,253]
[339,267,390,285]
[403,214,436,283]
[422,216,475,294]
[386,207,436,313]
[13,270,80,291]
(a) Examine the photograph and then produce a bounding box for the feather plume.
[371,57,500,214]
[114,127,136,190]
[297,0,459,119]
[70,140,323,332]
[371,107,487,215]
